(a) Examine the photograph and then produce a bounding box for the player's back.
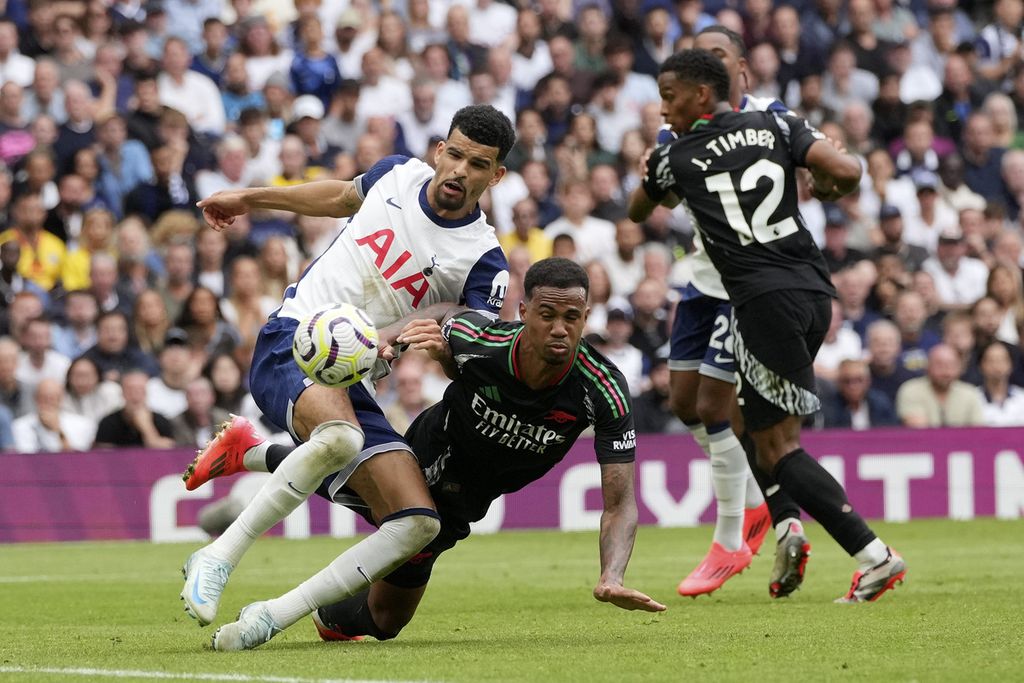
[652,110,833,305]
[276,156,508,327]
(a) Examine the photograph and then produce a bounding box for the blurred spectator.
[0,18,35,87]
[922,226,990,310]
[132,288,170,357]
[820,42,878,115]
[511,8,553,93]
[258,236,294,301]
[872,204,928,274]
[628,277,670,365]
[356,47,412,121]
[903,169,958,253]
[962,112,1008,205]
[533,72,575,146]
[196,135,251,199]
[12,378,95,452]
[175,285,240,363]
[383,356,430,436]
[81,309,158,381]
[290,16,342,110]
[504,109,555,178]
[238,107,281,185]
[546,180,614,264]
[13,148,59,210]
[896,343,984,427]
[986,263,1024,345]
[203,352,253,415]
[583,260,613,334]
[814,299,863,383]
[124,145,199,223]
[602,218,645,299]
[821,204,867,273]
[397,82,447,161]
[22,59,65,123]
[3,289,43,343]
[932,54,984,144]
[85,252,127,315]
[94,368,175,448]
[191,17,230,86]
[938,153,986,215]
[0,241,48,321]
[170,376,229,447]
[146,328,193,417]
[588,164,627,223]
[61,208,115,292]
[288,95,341,169]
[0,335,30,417]
[633,356,681,433]
[894,289,941,374]
[834,264,881,341]
[54,81,98,173]
[62,356,122,425]
[44,173,99,245]
[16,316,70,394]
[940,311,981,384]
[155,242,194,323]
[94,114,153,220]
[865,319,920,405]
[125,71,163,149]
[0,192,65,291]
[821,358,898,430]
[194,228,228,298]
[221,54,267,125]
[272,133,325,185]
[445,5,487,82]
[633,4,673,78]
[499,197,552,264]
[220,255,277,357]
[378,10,416,83]
[591,307,643,396]
[331,8,375,81]
[238,15,293,92]
[975,0,1024,84]
[52,289,99,359]
[977,342,1024,426]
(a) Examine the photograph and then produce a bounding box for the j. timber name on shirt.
[470,393,567,453]
[690,129,777,172]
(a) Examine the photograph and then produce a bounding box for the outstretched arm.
[197,180,364,230]
[593,462,667,612]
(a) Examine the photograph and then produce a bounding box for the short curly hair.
[448,105,517,163]
[659,49,731,104]
[524,258,590,300]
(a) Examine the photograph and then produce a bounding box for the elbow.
[834,157,863,188]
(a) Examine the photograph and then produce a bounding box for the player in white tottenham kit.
[179,105,516,650]
[657,28,808,598]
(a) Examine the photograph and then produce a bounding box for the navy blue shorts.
[668,283,736,383]
[249,315,410,484]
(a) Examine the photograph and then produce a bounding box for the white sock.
[208,421,364,567]
[744,471,764,508]
[242,442,272,473]
[708,428,746,552]
[854,538,889,571]
[687,422,711,456]
[774,517,803,542]
[265,512,441,628]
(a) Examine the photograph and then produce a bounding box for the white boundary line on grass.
[0,666,431,683]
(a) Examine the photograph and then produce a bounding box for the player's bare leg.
[212,450,439,650]
[314,581,427,641]
[182,384,365,626]
[751,416,905,602]
[670,370,755,596]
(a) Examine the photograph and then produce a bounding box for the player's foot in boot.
[312,608,364,642]
[183,415,263,491]
[743,503,771,555]
[212,601,282,651]
[677,542,753,597]
[180,547,234,626]
[835,548,906,604]
[769,522,811,599]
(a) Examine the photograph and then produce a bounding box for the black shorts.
[732,289,832,432]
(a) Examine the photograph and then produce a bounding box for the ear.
[489,164,507,187]
[518,298,527,321]
[433,139,446,165]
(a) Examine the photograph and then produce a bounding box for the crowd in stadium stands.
[1,0,1023,454]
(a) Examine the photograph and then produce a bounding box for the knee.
[695,395,727,427]
[308,420,365,470]
[382,510,442,554]
[369,608,414,640]
[669,389,697,423]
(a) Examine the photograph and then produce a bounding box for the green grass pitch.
[1,519,1021,682]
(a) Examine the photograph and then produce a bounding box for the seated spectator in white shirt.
[62,356,123,425]
[15,317,71,399]
[814,300,864,383]
[977,342,1024,426]
[156,37,226,136]
[545,180,615,265]
[922,225,990,310]
[170,377,230,448]
[12,378,96,452]
[146,329,193,418]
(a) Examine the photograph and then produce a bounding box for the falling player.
[180,105,516,650]
[184,258,665,647]
[629,50,906,603]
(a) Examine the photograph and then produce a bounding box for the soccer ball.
[292,304,379,387]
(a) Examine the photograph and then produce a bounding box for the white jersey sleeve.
[275,156,509,326]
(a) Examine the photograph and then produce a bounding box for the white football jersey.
[659,95,790,301]
[275,156,509,326]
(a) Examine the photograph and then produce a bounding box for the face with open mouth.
[430,129,506,216]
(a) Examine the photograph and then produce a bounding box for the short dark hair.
[659,49,730,104]
[696,25,746,58]
[523,258,589,299]
[448,105,516,163]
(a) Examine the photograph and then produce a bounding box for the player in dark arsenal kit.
[629,49,907,603]
[185,257,665,643]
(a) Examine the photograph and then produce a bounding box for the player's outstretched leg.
[212,451,440,650]
[182,386,366,626]
[182,415,266,491]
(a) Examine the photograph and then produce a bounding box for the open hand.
[593,583,667,612]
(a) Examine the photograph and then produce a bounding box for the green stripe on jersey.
[578,346,629,412]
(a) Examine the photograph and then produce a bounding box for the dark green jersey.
[406,311,635,524]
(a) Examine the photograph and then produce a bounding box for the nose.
[551,318,568,338]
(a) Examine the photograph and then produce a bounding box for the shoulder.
[446,311,518,343]
[573,343,631,413]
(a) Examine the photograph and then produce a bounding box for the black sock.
[264,444,294,473]
[740,432,801,526]
[317,589,399,641]
[772,449,876,556]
